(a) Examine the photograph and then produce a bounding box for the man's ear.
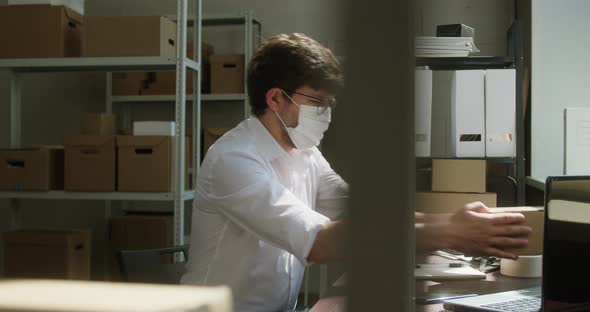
[265,88,283,113]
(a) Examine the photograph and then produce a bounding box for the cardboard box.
[3,228,91,280]
[117,136,189,192]
[64,135,116,191]
[0,146,64,191]
[415,68,432,157]
[81,113,115,136]
[8,0,84,15]
[0,5,83,58]
[109,214,173,281]
[203,128,231,156]
[84,16,176,57]
[415,192,497,214]
[112,72,149,96]
[485,69,516,157]
[142,71,194,95]
[432,159,486,193]
[489,207,544,256]
[210,54,245,94]
[142,42,214,95]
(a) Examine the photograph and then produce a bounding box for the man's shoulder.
[204,125,259,163]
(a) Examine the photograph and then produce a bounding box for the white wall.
[531,0,590,181]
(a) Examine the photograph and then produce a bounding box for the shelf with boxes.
[415,54,525,205]
[110,13,260,127]
[1,0,201,275]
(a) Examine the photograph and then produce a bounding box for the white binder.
[451,70,485,157]
[485,69,516,157]
[415,68,432,157]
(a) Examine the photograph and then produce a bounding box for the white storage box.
[451,70,485,157]
[415,68,432,157]
[7,0,84,15]
[485,69,516,157]
[133,121,176,136]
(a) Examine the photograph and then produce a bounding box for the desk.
[310,256,541,312]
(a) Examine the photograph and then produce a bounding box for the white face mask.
[274,92,332,150]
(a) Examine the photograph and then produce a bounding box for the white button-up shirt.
[181,117,348,312]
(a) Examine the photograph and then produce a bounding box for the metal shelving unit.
[0,191,195,201]
[2,0,201,274]
[415,34,526,205]
[111,93,246,103]
[113,13,261,125]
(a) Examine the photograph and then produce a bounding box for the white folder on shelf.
[485,69,516,157]
[415,68,432,157]
[564,108,590,175]
[451,70,485,157]
[430,70,453,157]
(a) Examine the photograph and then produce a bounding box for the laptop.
[443,176,590,312]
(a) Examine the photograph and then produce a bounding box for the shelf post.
[174,0,189,255]
[192,0,202,181]
[9,70,22,149]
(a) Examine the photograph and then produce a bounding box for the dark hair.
[247,33,343,117]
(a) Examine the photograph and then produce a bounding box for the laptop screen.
[543,176,590,311]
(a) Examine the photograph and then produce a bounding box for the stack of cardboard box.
[415,159,497,214]
[65,113,117,191]
[3,228,91,280]
[109,214,173,281]
[0,146,64,191]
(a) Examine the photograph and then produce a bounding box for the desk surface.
[311,256,541,312]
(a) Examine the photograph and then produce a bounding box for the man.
[182,33,531,311]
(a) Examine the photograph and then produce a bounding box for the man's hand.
[444,202,532,260]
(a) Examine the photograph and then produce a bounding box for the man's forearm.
[416,222,449,253]
[308,221,347,264]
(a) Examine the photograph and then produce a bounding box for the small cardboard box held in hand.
[0,146,64,191]
[3,228,91,280]
[488,206,545,256]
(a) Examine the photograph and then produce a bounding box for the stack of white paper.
[133,121,176,136]
[415,37,480,58]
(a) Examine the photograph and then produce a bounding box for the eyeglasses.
[285,90,337,115]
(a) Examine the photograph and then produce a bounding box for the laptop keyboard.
[481,297,541,312]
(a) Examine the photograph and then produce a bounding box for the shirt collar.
[246,117,290,161]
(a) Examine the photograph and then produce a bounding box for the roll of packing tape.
[500,256,543,278]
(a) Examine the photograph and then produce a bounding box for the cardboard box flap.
[4,229,89,248]
[64,135,115,148]
[117,135,170,148]
[63,5,83,26]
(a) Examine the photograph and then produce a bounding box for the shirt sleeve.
[204,150,330,265]
[314,150,350,220]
